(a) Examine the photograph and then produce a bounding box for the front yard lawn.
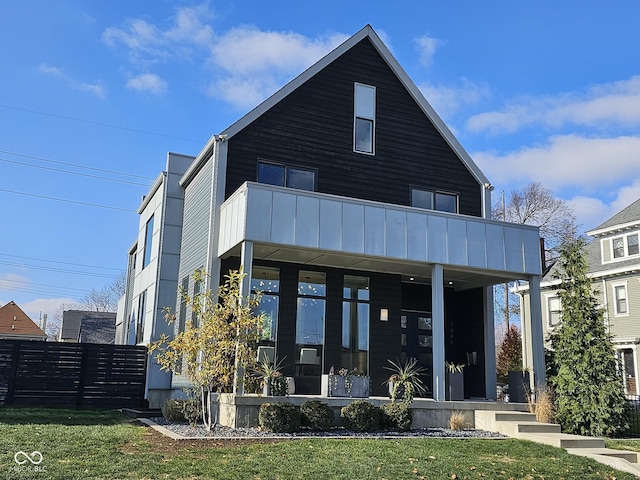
[0,407,634,479]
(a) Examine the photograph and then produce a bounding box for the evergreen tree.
[496,325,522,383]
[548,238,628,437]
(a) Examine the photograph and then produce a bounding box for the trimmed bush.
[259,402,301,433]
[300,400,334,431]
[380,402,412,432]
[161,397,202,426]
[340,400,380,432]
[161,399,186,422]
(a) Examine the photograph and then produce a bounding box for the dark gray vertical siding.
[225,38,481,216]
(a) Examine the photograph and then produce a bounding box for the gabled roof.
[181,24,489,187]
[0,301,47,339]
[60,310,116,344]
[588,198,640,236]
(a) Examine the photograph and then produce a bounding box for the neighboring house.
[59,310,116,344]
[117,25,545,407]
[0,301,47,341]
[518,197,640,396]
[116,151,194,406]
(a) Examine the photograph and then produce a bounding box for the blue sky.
[2,1,640,323]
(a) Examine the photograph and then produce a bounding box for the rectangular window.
[411,187,459,213]
[354,83,375,154]
[614,284,628,315]
[136,290,147,344]
[142,215,154,268]
[547,296,562,327]
[178,277,188,333]
[191,276,202,328]
[296,271,326,375]
[628,234,639,256]
[342,276,370,374]
[613,237,625,259]
[257,161,315,191]
[252,266,280,343]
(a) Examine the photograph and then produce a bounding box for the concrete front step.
[518,432,605,449]
[567,448,640,476]
[495,420,561,436]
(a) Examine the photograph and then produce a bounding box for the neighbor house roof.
[180,24,489,189]
[60,310,116,344]
[588,198,640,236]
[0,301,47,340]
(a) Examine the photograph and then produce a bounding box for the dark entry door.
[400,310,433,398]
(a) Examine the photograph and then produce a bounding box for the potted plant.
[507,368,531,403]
[384,358,428,404]
[255,356,288,396]
[445,362,465,401]
[321,367,370,398]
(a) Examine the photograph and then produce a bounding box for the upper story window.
[142,215,154,269]
[258,161,316,191]
[411,187,459,214]
[611,232,639,260]
[613,283,629,316]
[354,83,376,155]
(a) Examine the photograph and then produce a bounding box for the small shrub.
[534,386,555,424]
[270,374,289,396]
[340,400,380,432]
[161,397,202,426]
[259,402,301,433]
[448,410,466,430]
[380,402,412,432]
[301,400,334,431]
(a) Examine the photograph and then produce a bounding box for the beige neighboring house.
[518,198,640,396]
[0,301,47,341]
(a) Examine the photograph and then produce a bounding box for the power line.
[0,104,202,144]
[0,278,91,293]
[0,157,152,187]
[0,188,136,212]
[0,253,123,271]
[0,149,155,180]
[0,260,118,279]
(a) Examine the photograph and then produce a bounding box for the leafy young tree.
[548,238,628,437]
[150,269,264,430]
[496,325,522,383]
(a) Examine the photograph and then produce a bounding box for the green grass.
[0,407,635,479]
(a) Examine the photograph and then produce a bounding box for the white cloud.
[569,179,640,232]
[414,34,443,67]
[418,79,490,119]
[38,63,106,99]
[0,273,30,291]
[474,134,640,191]
[20,298,78,324]
[126,73,168,95]
[466,76,640,135]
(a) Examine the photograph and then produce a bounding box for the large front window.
[251,266,280,343]
[342,275,369,374]
[295,271,326,374]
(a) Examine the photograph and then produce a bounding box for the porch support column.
[524,275,546,391]
[483,286,497,399]
[432,263,446,401]
[233,240,254,395]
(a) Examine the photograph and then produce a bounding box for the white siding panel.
[486,223,506,271]
[427,215,447,263]
[319,199,342,250]
[505,226,524,273]
[271,191,296,245]
[523,228,542,275]
[407,212,427,261]
[364,206,385,256]
[245,187,272,242]
[296,195,320,247]
[467,221,487,268]
[386,209,407,258]
[343,203,365,253]
[447,218,468,266]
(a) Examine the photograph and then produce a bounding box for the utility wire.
[0,157,152,186]
[0,278,91,293]
[0,253,123,271]
[0,104,202,144]
[0,188,136,212]
[0,260,118,279]
[0,149,155,180]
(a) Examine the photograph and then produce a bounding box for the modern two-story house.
[118,25,545,407]
[518,198,640,396]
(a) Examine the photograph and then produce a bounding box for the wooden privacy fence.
[0,340,147,408]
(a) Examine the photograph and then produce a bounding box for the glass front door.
[400,310,433,398]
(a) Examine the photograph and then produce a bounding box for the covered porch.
[213,182,546,401]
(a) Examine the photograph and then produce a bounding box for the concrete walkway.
[475,410,640,477]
